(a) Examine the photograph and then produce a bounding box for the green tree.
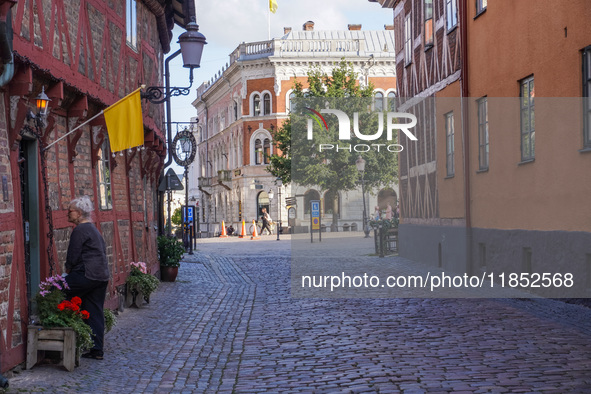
[268,60,399,229]
[171,207,182,226]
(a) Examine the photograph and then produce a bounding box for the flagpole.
[43,110,104,151]
[44,86,144,152]
[268,1,271,40]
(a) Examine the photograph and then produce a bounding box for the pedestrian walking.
[64,196,110,360]
[260,208,272,235]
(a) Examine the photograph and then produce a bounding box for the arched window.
[374,92,384,112]
[387,91,397,111]
[378,188,398,211]
[253,94,261,116]
[255,139,262,164]
[304,189,321,214]
[323,190,340,217]
[263,138,271,164]
[234,101,238,121]
[263,93,271,115]
[289,92,297,112]
[257,191,270,219]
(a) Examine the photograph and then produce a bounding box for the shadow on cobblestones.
[5,238,591,392]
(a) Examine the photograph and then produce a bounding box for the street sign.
[288,207,296,219]
[158,168,184,191]
[311,200,320,230]
[183,205,195,223]
[285,196,297,206]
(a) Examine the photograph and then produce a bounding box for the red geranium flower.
[71,296,82,306]
[80,310,90,320]
[57,302,66,311]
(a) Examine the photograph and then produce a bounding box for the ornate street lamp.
[356,155,370,238]
[142,21,207,236]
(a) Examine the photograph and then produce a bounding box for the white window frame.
[405,13,412,66]
[97,140,113,210]
[126,0,137,49]
[446,0,458,31]
[445,111,455,177]
[477,97,489,170]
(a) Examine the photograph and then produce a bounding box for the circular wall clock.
[171,130,196,166]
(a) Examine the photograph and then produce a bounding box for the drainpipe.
[459,0,472,274]
[0,7,15,87]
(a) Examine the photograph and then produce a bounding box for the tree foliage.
[171,207,182,226]
[268,60,399,224]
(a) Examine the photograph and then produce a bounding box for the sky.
[167,0,394,122]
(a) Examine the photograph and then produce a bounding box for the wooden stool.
[26,325,76,372]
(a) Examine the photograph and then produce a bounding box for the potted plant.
[157,236,185,282]
[29,275,94,370]
[126,262,159,307]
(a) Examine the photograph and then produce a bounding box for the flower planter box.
[126,285,145,308]
[26,325,78,372]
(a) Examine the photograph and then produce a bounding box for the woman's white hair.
[70,196,94,220]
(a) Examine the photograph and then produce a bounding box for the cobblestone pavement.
[5,236,591,393]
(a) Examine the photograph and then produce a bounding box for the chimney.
[384,25,394,31]
[303,21,314,31]
[348,24,362,31]
[284,27,292,35]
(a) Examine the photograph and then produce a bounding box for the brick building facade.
[192,22,399,236]
[0,0,193,371]
[371,0,591,293]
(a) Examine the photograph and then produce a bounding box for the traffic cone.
[250,219,260,240]
[238,220,246,238]
[219,220,228,238]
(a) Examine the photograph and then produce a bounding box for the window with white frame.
[446,0,458,31]
[97,140,112,210]
[405,13,412,65]
[476,0,487,15]
[583,46,591,148]
[424,0,433,47]
[520,76,535,161]
[253,94,261,116]
[387,91,397,111]
[126,0,137,49]
[477,97,489,170]
[445,112,454,177]
[263,93,271,115]
[374,92,384,112]
[289,92,297,112]
[255,138,262,164]
[263,138,270,164]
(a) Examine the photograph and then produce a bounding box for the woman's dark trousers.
[65,271,109,353]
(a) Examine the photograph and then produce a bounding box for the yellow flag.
[269,0,278,13]
[104,88,144,153]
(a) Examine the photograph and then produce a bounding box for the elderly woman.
[65,196,110,360]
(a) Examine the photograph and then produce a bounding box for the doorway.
[19,138,41,305]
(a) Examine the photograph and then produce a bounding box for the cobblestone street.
[6,236,591,393]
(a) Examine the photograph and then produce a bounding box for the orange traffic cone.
[250,219,260,240]
[219,220,228,238]
[238,220,246,238]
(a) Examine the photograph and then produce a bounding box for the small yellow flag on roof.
[269,0,278,14]
[104,87,144,153]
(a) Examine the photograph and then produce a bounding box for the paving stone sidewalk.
[5,237,591,393]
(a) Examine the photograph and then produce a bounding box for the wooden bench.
[26,325,77,371]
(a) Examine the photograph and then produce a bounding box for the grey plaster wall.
[399,224,468,273]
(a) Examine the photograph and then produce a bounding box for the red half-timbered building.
[0,0,193,371]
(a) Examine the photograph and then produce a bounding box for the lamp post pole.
[276,180,282,241]
[356,156,370,238]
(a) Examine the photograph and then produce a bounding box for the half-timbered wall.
[0,0,169,371]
